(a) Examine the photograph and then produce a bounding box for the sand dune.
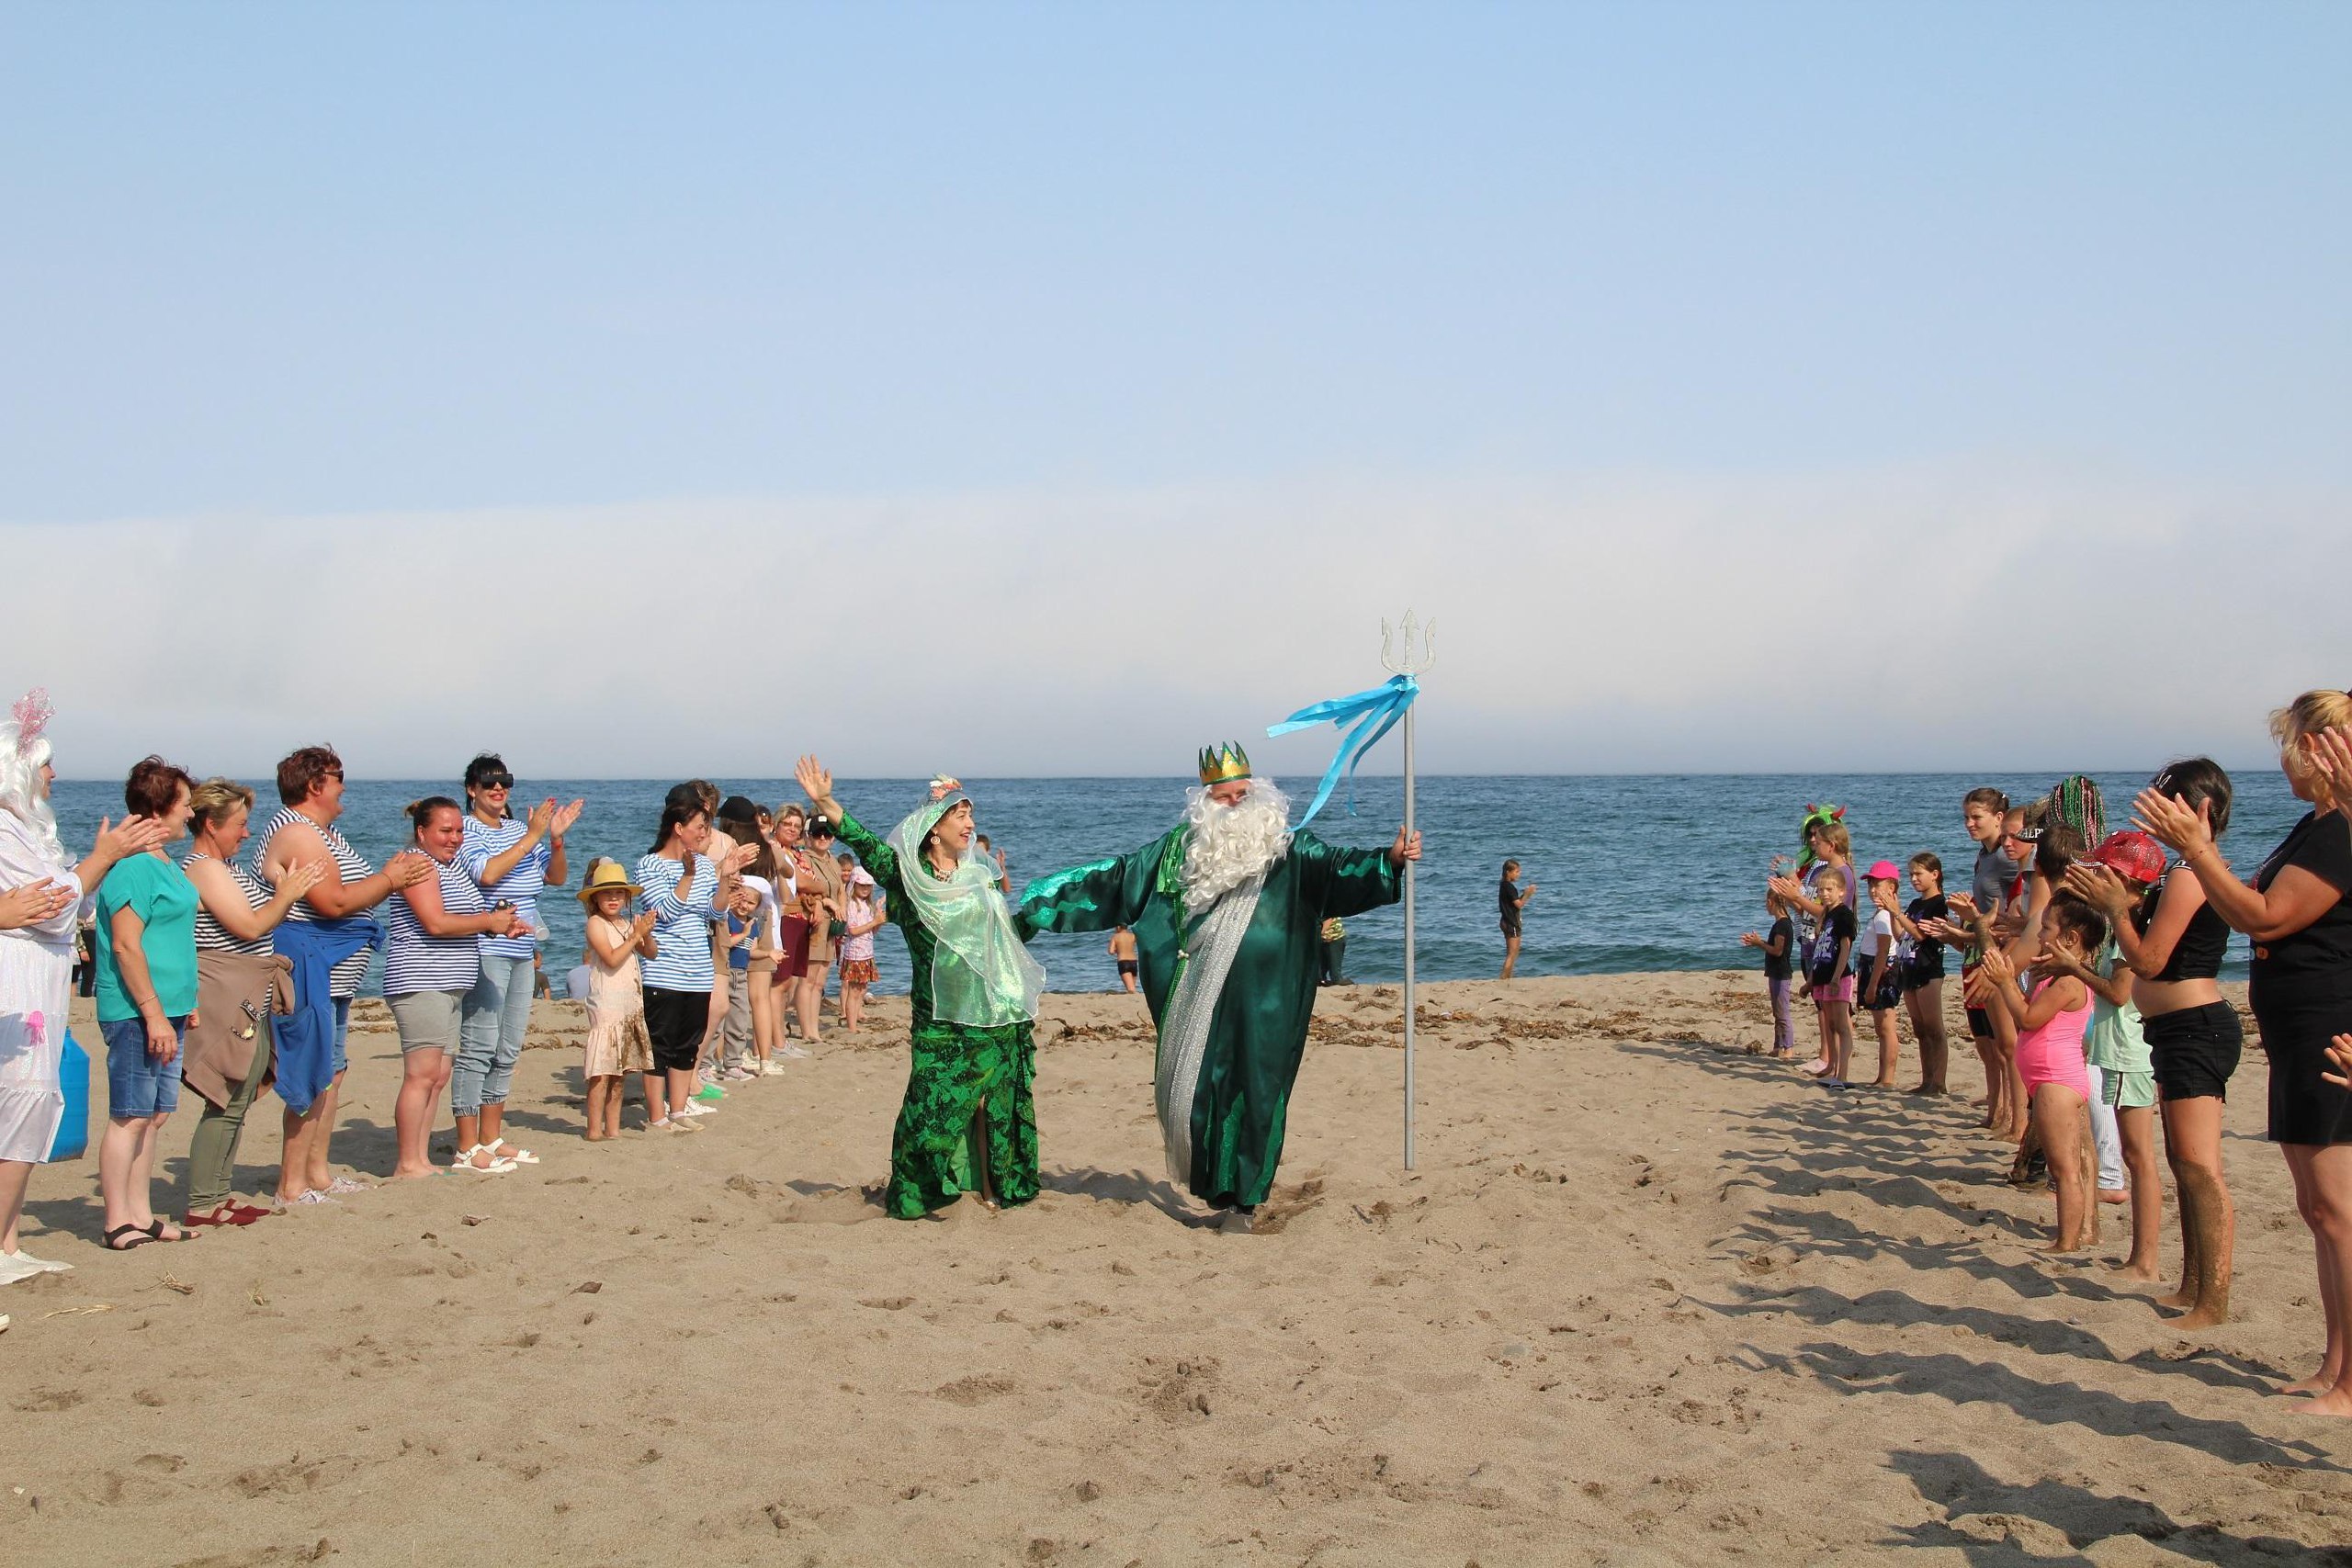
[5,973,2349,1565]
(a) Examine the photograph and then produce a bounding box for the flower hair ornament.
[8,688,54,757]
[928,774,964,802]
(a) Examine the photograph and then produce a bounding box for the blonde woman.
[2139,698,2352,1393]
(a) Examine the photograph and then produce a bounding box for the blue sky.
[3,3,2346,776]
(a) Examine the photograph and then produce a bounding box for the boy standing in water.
[1110,924,1140,993]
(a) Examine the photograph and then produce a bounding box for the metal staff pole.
[1382,612,1434,1170]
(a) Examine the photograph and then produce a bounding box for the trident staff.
[1267,609,1434,1168]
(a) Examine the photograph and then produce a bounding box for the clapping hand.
[2309,728,2352,816]
[550,798,585,840]
[2322,1033,2352,1089]
[1766,874,1804,904]
[526,798,559,837]
[1943,892,1981,924]
[2132,787,2213,860]
[2063,862,2133,917]
[279,859,327,901]
[383,850,434,889]
[725,842,760,874]
[1738,930,1765,950]
[0,880,74,930]
[96,815,170,861]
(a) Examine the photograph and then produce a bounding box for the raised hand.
[725,842,760,874]
[2308,727,2352,815]
[526,798,559,836]
[2062,862,2133,917]
[2132,787,2212,860]
[0,880,74,930]
[795,755,833,807]
[383,850,434,889]
[95,815,169,861]
[550,798,585,839]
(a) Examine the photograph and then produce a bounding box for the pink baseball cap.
[1864,860,1903,883]
[2088,830,2167,887]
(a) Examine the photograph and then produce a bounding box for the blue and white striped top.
[461,815,548,962]
[251,806,376,999]
[381,852,488,996]
[636,852,722,993]
[185,852,274,957]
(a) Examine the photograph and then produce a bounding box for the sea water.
[46,770,2305,997]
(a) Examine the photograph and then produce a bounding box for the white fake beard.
[1182,779,1294,909]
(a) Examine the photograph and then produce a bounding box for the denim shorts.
[101,1015,187,1118]
[331,996,351,1076]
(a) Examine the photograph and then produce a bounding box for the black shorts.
[2253,991,2352,1145]
[2145,1001,2242,1103]
[1966,1006,1992,1039]
[1903,961,1945,992]
[1116,960,1138,977]
[643,986,710,1074]
[1500,919,1521,940]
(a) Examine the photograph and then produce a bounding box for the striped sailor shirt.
[636,852,723,993]
[381,852,488,996]
[461,815,549,962]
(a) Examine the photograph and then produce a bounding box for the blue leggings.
[455,954,534,1115]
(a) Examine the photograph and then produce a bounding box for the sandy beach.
[6,972,2350,1565]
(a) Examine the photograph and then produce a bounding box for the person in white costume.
[0,690,168,1284]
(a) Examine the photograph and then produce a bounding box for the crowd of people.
[0,703,899,1279]
[1739,690,2352,1416]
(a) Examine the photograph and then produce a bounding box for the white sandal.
[487,1140,539,1166]
[451,1145,517,1173]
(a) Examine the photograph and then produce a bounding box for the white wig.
[1181,776,1294,909]
[0,726,63,866]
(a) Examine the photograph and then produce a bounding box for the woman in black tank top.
[2105,758,2240,1328]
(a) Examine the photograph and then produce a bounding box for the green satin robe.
[837,812,1040,1220]
[1019,828,1400,1208]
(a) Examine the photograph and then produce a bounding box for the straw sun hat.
[575,859,643,905]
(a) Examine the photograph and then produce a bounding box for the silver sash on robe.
[1155,871,1265,1188]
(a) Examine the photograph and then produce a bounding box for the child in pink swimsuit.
[1977,897,2109,1253]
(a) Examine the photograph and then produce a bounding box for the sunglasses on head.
[478,773,514,791]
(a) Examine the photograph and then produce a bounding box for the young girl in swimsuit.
[1977,897,2108,1253]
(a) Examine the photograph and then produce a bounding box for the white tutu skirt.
[0,937,70,1164]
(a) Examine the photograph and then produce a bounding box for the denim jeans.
[455,954,534,1115]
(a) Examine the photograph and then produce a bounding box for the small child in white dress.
[576,860,658,1139]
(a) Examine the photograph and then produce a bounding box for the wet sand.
[6,972,2350,1565]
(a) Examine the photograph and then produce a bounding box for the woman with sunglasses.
[457,755,582,1170]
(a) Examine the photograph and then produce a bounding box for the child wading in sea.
[577,859,658,1138]
[1740,892,1795,1057]
[1976,897,2109,1252]
[1798,865,1858,1089]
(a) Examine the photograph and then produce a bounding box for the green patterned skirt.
[886,1021,1039,1219]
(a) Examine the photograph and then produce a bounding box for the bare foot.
[2296,1386,2352,1416]
[2154,1287,2199,1310]
[387,1165,440,1181]
[583,1132,605,1142]
[2097,1190,2130,1205]
[2279,1374,2336,1396]
[2172,1303,2230,1328]
[2109,1260,2162,1282]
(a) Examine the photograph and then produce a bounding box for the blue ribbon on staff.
[1266,673,1419,829]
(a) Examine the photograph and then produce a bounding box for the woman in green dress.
[794,756,1046,1218]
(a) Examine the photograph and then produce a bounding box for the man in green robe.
[1018,744,1420,1223]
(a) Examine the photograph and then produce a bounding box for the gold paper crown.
[1197,742,1252,785]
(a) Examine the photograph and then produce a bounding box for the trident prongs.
[1379,610,1437,676]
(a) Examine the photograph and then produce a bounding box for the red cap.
[2088,830,2166,887]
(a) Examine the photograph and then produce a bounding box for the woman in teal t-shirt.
[94,759,201,1249]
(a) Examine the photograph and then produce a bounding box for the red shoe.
[185,1201,272,1229]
